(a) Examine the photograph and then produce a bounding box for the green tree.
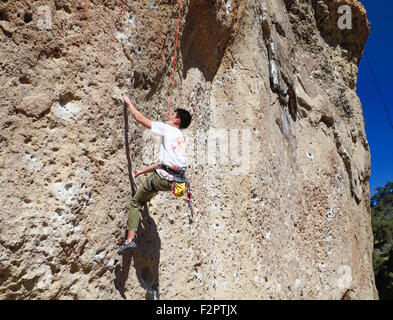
[371,181,393,300]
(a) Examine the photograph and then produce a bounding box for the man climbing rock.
[118,95,192,254]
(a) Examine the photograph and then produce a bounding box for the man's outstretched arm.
[123,95,152,129]
[134,163,160,178]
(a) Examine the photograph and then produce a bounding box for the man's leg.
[151,171,174,191]
[119,171,173,253]
[126,173,157,242]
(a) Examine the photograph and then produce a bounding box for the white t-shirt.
[151,121,187,181]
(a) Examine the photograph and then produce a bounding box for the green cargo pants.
[127,171,173,231]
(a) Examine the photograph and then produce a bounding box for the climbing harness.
[168,0,183,120]
[160,164,186,183]
[159,164,198,218]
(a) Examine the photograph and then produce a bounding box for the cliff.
[0,0,377,299]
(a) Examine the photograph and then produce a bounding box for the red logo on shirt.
[176,137,185,150]
[171,137,185,151]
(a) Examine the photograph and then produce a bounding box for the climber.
[118,95,192,254]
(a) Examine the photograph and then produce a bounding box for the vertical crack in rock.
[259,2,297,122]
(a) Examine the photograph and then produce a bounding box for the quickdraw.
[184,179,198,218]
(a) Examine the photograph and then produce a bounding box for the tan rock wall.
[0,0,377,299]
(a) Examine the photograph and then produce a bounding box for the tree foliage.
[371,181,393,300]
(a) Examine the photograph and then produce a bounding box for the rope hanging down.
[168,0,183,120]
[364,52,393,131]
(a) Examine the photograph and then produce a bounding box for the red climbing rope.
[168,0,182,120]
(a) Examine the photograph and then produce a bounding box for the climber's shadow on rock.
[113,104,161,300]
[133,206,161,300]
[114,207,161,300]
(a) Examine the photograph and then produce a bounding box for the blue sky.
[357,0,393,196]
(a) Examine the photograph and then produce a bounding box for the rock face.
[0,0,377,299]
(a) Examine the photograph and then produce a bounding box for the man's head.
[170,108,192,129]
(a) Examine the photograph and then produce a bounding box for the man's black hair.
[174,108,192,129]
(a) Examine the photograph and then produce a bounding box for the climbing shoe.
[117,240,137,255]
